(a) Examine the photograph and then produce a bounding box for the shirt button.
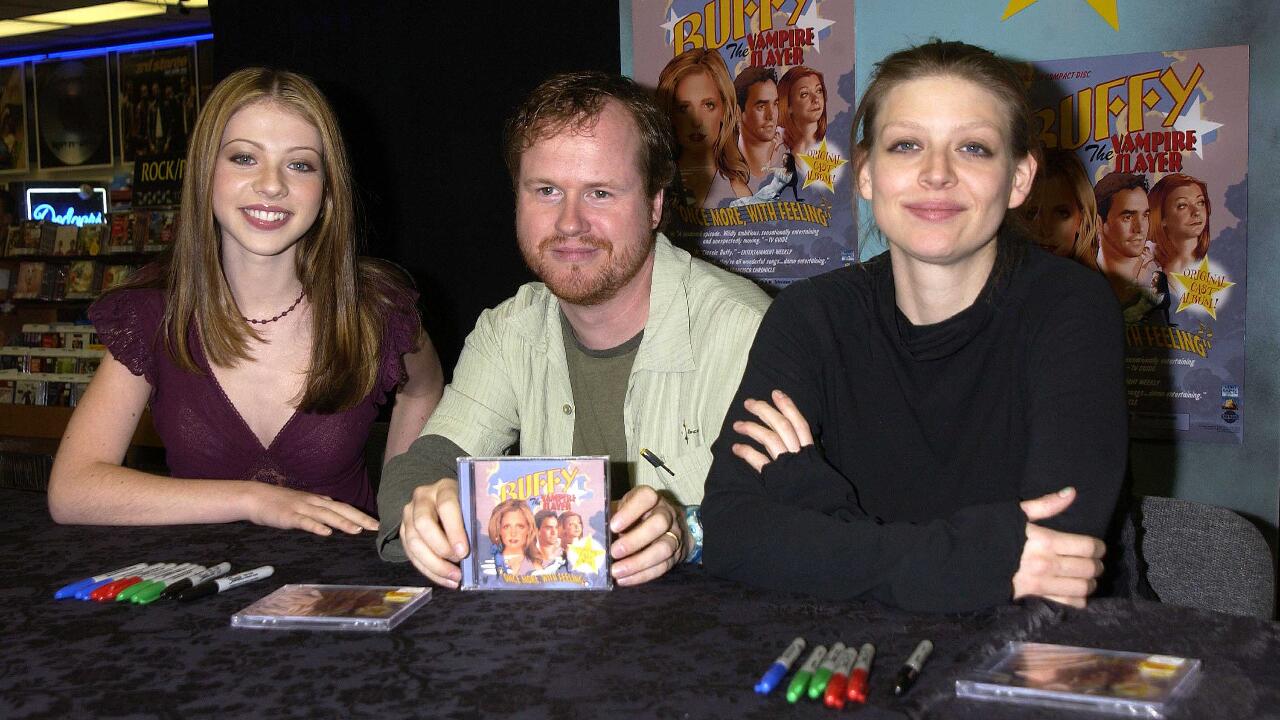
[562,404,573,415]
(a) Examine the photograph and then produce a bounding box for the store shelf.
[0,405,163,447]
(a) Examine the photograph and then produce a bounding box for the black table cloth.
[2,488,1277,719]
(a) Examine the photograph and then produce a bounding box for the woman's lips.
[904,201,964,222]
[240,206,292,231]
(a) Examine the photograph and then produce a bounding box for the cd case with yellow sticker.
[230,584,432,632]
[955,641,1201,718]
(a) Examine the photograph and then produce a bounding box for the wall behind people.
[855,1,1280,558]
[213,2,1276,557]
[210,1,621,372]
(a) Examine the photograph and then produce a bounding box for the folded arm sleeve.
[1018,272,1127,539]
[702,289,1026,612]
[376,434,468,561]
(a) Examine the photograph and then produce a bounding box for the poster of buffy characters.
[1024,46,1248,444]
[628,0,856,288]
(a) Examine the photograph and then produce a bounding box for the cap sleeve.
[87,288,164,385]
[377,285,422,401]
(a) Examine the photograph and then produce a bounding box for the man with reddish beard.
[377,72,770,587]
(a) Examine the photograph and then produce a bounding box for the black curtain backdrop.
[210,1,621,373]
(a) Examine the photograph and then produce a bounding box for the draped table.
[2,488,1276,719]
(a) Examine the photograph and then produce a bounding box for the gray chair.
[1132,495,1275,619]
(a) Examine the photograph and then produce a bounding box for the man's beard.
[522,232,654,306]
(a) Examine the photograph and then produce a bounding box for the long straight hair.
[115,67,411,413]
[1148,173,1212,269]
[777,66,827,150]
[655,49,750,188]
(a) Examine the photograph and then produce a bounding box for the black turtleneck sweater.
[702,243,1127,612]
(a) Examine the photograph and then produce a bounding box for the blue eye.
[289,160,317,172]
[960,142,991,156]
[229,153,254,165]
[888,141,919,153]
[590,190,612,200]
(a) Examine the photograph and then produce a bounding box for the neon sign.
[25,187,109,227]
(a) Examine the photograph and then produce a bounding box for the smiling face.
[856,75,1035,270]
[500,510,531,553]
[742,79,779,144]
[790,75,825,125]
[515,100,661,307]
[1162,184,1208,242]
[538,516,560,547]
[1099,187,1149,260]
[212,101,324,264]
[671,70,724,152]
[560,514,583,543]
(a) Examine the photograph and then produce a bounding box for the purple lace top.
[87,287,420,515]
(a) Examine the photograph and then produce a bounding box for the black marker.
[157,561,231,601]
[177,565,274,601]
[640,448,676,476]
[893,640,933,696]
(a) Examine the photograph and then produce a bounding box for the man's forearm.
[375,433,468,560]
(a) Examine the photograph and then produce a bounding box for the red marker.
[846,643,876,703]
[823,646,857,709]
[90,563,173,601]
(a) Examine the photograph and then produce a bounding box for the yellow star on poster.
[1172,256,1234,320]
[797,139,847,191]
[1002,0,1120,31]
[570,542,604,573]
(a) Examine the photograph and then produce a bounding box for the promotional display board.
[1026,45,1248,443]
[627,0,856,288]
[34,56,113,170]
[117,45,198,163]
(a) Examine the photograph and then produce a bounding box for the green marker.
[786,645,828,703]
[808,642,846,699]
[114,563,177,602]
[118,564,189,602]
[133,565,205,605]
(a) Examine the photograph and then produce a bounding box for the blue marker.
[755,637,806,695]
[53,563,148,600]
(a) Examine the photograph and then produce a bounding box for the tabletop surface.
[2,487,1277,720]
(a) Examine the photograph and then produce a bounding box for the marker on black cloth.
[846,643,875,703]
[807,641,846,699]
[177,565,273,601]
[157,562,231,601]
[786,644,827,703]
[894,639,933,696]
[53,563,147,600]
[823,646,858,709]
[639,448,676,476]
[754,637,805,695]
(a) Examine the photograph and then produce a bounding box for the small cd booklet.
[955,642,1201,718]
[230,585,432,632]
[458,456,612,591]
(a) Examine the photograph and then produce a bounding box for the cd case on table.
[230,584,432,631]
[955,641,1201,718]
[458,456,612,591]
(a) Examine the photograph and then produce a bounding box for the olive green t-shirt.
[560,311,642,501]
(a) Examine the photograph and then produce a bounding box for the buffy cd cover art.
[458,456,612,591]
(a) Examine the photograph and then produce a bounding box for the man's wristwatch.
[683,504,704,564]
